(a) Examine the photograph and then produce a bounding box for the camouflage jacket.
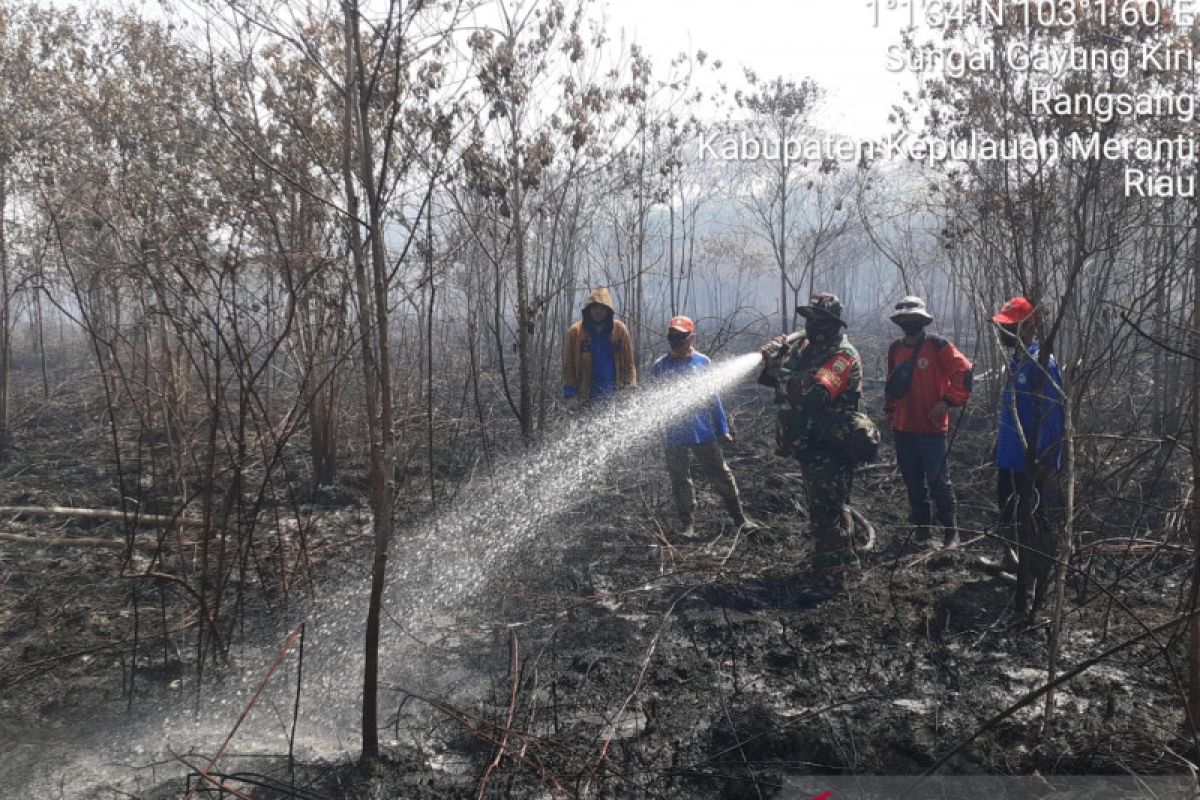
[761,334,863,457]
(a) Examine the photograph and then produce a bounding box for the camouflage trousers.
[797,451,857,572]
[665,442,745,526]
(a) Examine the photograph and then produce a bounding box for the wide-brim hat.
[890,295,934,323]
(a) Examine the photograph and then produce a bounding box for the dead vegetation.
[1,1,1199,795]
[0,349,1194,799]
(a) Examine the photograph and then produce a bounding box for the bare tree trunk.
[512,151,532,442]
[1153,206,1171,433]
[668,200,676,317]
[779,169,788,334]
[342,0,396,771]
[634,120,646,366]
[34,280,48,400]
[426,210,436,504]
[309,380,339,487]
[467,289,491,471]
[0,164,11,456]
[1188,207,1200,738]
[1044,386,1075,721]
[265,275,275,416]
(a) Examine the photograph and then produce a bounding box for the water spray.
[384,351,764,619]
[10,350,767,798]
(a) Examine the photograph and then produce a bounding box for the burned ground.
[413,390,1190,799]
[0,373,1194,799]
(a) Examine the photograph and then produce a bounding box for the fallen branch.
[0,505,204,528]
[1077,538,1191,556]
[0,532,166,551]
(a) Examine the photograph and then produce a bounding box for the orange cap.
[667,316,694,334]
[992,297,1036,327]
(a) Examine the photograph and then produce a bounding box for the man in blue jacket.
[651,316,751,537]
[993,296,1065,518]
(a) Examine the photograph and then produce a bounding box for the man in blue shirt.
[992,296,1066,619]
[993,296,1065,515]
[651,316,751,537]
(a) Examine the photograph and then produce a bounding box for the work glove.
[760,335,788,361]
[563,386,577,399]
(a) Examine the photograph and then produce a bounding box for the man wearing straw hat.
[883,296,974,549]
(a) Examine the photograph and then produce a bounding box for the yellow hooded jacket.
[563,287,637,401]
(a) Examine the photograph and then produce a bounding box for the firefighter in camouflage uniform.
[759,293,864,576]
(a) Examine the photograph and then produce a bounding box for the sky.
[600,0,913,137]
[52,0,912,136]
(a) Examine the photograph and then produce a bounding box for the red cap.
[667,316,694,334]
[992,297,1036,327]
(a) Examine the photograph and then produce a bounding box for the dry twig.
[477,630,521,800]
[183,618,307,800]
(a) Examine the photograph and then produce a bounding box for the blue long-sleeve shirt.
[587,325,617,398]
[995,342,1065,472]
[650,352,730,447]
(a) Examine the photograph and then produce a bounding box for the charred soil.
[0,376,1194,799]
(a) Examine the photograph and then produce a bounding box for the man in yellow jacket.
[563,287,637,404]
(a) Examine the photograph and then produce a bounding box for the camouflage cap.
[797,292,847,327]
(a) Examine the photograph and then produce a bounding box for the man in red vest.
[883,296,974,548]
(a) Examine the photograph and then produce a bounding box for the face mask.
[898,321,925,337]
[805,319,840,344]
[998,327,1018,348]
[668,333,692,354]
